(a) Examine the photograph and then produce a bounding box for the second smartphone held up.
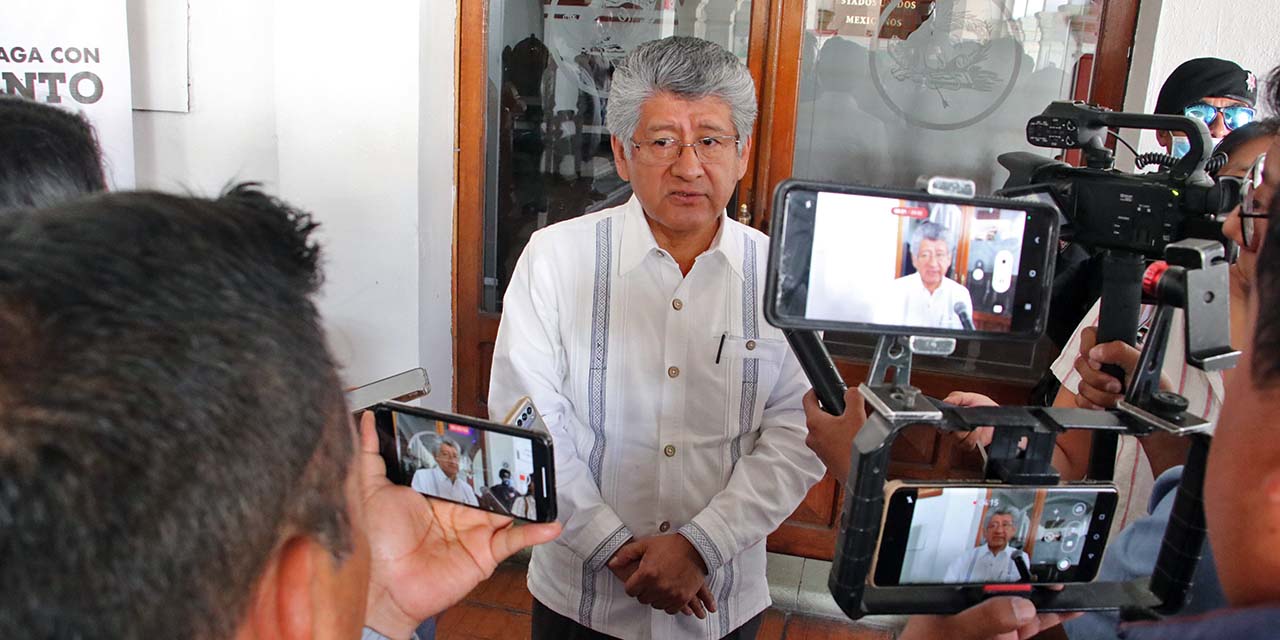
[373,403,557,523]
[871,482,1117,587]
[766,181,1059,339]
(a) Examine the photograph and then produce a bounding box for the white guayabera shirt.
[490,196,825,640]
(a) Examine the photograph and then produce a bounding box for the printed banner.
[1,0,135,188]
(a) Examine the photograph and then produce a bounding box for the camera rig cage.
[767,176,1239,619]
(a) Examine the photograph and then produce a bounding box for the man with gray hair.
[489,36,823,639]
[890,219,974,330]
[943,509,1029,584]
[410,439,478,507]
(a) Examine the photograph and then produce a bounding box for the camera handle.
[784,329,848,415]
[1150,433,1210,615]
[1089,250,1145,481]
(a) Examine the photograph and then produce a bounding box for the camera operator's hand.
[802,386,865,485]
[899,597,1078,640]
[943,391,999,451]
[357,413,562,638]
[1071,326,1171,410]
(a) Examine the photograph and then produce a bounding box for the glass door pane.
[791,0,1103,383]
[793,0,1099,192]
[482,0,754,312]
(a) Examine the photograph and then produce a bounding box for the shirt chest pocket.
[719,335,788,412]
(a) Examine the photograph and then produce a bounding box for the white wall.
[1122,0,1280,157]
[418,1,457,412]
[132,0,456,410]
[132,0,278,193]
[902,488,987,583]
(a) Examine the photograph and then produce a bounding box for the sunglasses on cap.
[1184,102,1257,131]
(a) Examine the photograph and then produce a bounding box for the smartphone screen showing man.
[767,184,1058,339]
[374,403,556,522]
[873,484,1117,586]
[808,193,1027,330]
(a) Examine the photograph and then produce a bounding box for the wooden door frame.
[454,0,776,416]
[456,0,1141,413]
[453,0,1142,561]
[455,0,495,417]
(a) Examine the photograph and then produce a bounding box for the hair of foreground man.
[0,186,358,638]
[0,186,560,639]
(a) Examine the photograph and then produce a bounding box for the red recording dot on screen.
[892,206,930,219]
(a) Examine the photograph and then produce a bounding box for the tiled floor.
[436,554,897,640]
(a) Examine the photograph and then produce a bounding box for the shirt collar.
[617,194,745,279]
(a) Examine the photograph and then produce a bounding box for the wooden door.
[455,0,1140,560]
[456,0,772,419]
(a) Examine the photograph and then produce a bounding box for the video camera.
[764,102,1243,620]
[999,101,1240,256]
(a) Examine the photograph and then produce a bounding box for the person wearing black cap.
[1154,57,1258,157]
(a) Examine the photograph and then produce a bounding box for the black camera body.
[999,101,1239,257]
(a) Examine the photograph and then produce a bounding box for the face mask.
[502,478,511,486]
[1171,137,1191,159]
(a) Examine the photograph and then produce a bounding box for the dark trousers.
[532,599,764,640]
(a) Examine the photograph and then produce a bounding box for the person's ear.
[1156,130,1171,150]
[611,136,632,182]
[239,536,323,640]
[735,136,753,181]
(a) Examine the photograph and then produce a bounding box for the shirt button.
[668,366,680,378]
[664,444,676,457]
[659,521,671,533]
[672,298,683,311]
[746,339,756,351]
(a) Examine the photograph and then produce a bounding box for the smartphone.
[346,368,431,413]
[503,396,548,433]
[372,402,556,523]
[765,181,1059,339]
[871,481,1117,587]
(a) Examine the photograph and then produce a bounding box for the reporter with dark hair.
[0,186,559,639]
[0,96,106,211]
